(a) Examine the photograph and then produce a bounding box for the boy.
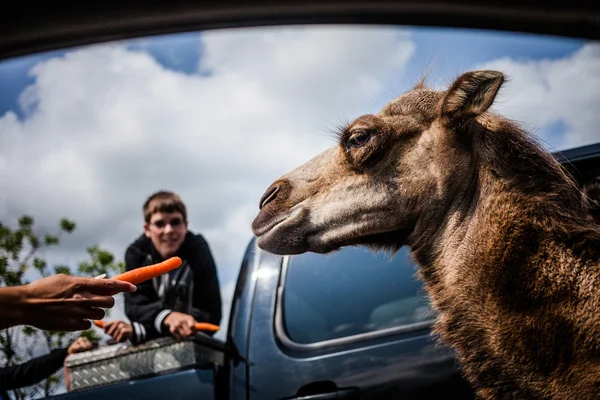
[123,190,222,343]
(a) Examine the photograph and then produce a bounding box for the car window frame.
[273,253,437,352]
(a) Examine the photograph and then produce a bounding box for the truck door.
[246,246,476,399]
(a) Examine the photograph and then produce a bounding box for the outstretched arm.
[0,274,136,331]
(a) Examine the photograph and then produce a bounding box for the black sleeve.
[129,320,162,345]
[0,348,68,390]
[189,235,222,327]
[123,244,170,337]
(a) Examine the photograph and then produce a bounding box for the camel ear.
[441,70,504,122]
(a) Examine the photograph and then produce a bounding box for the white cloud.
[1,25,598,348]
[0,25,415,338]
[473,42,600,151]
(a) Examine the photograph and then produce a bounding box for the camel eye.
[348,130,371,148]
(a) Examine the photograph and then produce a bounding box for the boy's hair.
[143,190,187,223]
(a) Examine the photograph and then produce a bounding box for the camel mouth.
[252,211,294,238]
[252,207,312,255]
[254,207,411,256]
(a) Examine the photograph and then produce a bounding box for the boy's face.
[144,211,188,259]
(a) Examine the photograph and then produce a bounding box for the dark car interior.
[1,1,599,62]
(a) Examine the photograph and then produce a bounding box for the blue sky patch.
[0,49,66,120]
[0,26,589,135]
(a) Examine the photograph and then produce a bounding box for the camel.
[251,70,600,400]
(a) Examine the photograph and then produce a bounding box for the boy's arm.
[188,235,222,327]
[123,247,172,335]
[129,320,161,345]
[0,276,134,331]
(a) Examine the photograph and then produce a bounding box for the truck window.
[280,246,436,345]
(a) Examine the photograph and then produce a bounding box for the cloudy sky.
[0,24,599,342]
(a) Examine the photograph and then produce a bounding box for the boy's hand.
[104,320,133,342]
[164,311,195,339]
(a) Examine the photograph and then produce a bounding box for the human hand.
[104,320,133,343]
[67,336,93,354]
[21,274,136,331]
[163,311,196,339]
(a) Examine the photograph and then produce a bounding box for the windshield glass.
[0,23,598,342]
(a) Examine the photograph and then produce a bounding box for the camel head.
[252,70,505,255]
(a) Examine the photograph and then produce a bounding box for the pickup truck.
[48,143,600,400]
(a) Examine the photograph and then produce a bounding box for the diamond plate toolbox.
[65,336,218,391]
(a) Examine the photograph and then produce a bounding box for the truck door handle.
[285,388,359,399]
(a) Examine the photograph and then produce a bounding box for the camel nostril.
[259,185,280,209]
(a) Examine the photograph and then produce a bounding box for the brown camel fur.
[251,70,600,399]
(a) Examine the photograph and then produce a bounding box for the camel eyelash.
[334,122,353,145]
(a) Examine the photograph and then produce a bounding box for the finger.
[71,294,116,309]
[179,325,192,338]
[106,322,118,337]
[118,327,129,342]
[88,307,106,321]
[170,325,179,337]
[181,325,193,337]
[78,278,137,295]
[66,319,92,332]
[173,327,183,339]
[62,307,102,327]
[72,306,105,321]
[115,323,125,341]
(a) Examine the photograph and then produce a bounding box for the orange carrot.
[110,256,182,285]
[94,320,217,334]
[194,322,219,332]
[93,320,105,328]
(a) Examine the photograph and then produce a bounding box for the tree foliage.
[0,216,124,399]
